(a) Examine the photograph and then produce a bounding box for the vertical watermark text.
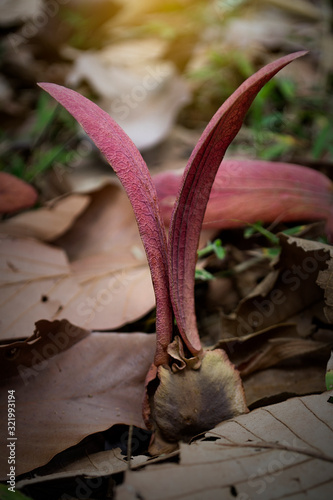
[7,389,16,493]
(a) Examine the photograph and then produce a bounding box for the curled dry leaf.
[0,172,38,214]
[0,319,156,476]
[153,159,333,237]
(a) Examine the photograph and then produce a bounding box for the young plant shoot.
[39,50,307,453]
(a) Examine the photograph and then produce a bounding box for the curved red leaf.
[168,51,308,355]
[38,83,172,365]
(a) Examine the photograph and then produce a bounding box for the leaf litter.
[207,233,333,406]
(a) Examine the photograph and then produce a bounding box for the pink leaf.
[38,83,172,365]
[167,51,308,355]
[154,159,333,230]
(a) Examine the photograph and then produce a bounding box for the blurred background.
[0,0,332,201]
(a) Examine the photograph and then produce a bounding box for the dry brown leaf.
[213,235,333,405]
[116,391,333,500]
[53,183,156,330]
[57,258,155,331]
[1,319,90,379]
[54,184,145,262]
[0,320,156,476]
[216,324,331,377]
[0,194,90,241]
[66,40,190,150]
[221,234,332,338]
[0,235,81,340]
[243,365,327,407]
[0,184,157,337]
[16,448,148,488]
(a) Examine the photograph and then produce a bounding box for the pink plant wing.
[38,83,172,366]
[153,159,333,229]
[206,159,333,228]
[168,51,308,355]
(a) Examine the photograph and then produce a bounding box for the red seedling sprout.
[39,50,307,450]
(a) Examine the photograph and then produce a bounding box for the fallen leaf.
[0,194,90,241]
[66,41,190,150]
[216,324,331,377]
[243,365,327,407]
[0,172,38,214]
[209,234,333,405]
[16,442,148,488]
[0,184,158,338]
[0,235,155,338]
[221,234,332,337]
[116,391,333,500]
[57,258,155,331]
[0,320,156,476]
[1,319,90,379]
[54,184,156,330]
[54,184,147,263]
[0,235,81,340]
